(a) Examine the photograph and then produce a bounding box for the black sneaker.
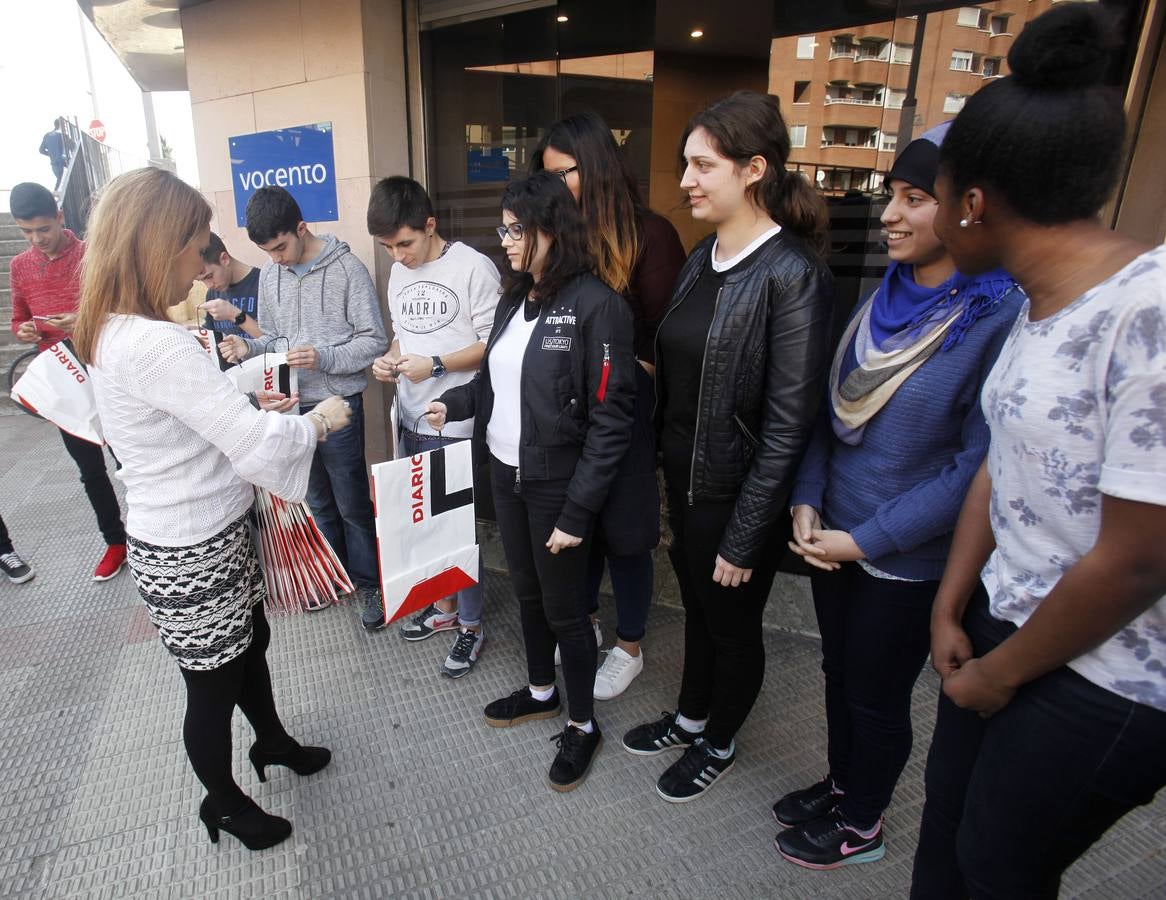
[772,776,843,828]
[484,687,561,728]
[399,603,459,641]
[548,722,603,792]
[775,808,885,869]
[359,588,387,631]
[0,551,34,584]
[441,627,484,679]
[656,737,735,803]
[621,711,698,756]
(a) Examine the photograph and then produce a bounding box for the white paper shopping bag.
[11,343,104,444]
[371,440,479,626]
[224,350,299,399]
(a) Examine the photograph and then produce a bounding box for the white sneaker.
[593,646,644,700]
[555,619,602,666]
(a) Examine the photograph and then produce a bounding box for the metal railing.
[56,118,148,237]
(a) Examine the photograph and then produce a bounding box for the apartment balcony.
[815,144,881,169]
[822,100,886,129]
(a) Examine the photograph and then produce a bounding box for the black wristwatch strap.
[431,355,446,377]
[234,310,248,325]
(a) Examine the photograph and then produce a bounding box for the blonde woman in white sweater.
[73,168,353,851]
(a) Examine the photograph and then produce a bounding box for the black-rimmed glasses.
[552,165,578,183]
[496,223,526,242]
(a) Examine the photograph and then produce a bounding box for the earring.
[959,218,970,228]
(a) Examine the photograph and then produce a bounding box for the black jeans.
[179,604,291,813]
[665,471,782,749]
[910,587,1166,900]
[490,455,596,723]
[59,427,125,546]
[0,513,12,555]
[812,564,938,828]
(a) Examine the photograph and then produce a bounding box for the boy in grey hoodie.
[225,186,389,628]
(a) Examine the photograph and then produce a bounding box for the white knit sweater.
[90,316,318,546]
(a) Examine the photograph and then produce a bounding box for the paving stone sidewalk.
[1,405,1163,899]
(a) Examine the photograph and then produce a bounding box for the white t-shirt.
[980,245,1166,711]
[89,316,317,547]
[388,242,499,439]
[485,306,538,466]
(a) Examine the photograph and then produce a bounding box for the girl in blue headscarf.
[773,128,1024,870]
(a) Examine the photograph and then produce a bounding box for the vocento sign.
[229,123,338,227]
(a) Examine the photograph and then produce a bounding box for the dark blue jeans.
[910,587,1166,900]
[585,546,654,643]
[301,393,378,590]
[399,429,485,625]
[812,564,938,828]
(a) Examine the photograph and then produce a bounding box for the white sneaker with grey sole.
[593,646,644,700]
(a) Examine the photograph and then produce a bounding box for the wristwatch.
[234,310,248,326]
[431,356,446,378]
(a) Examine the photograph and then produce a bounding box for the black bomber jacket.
[439,272,636,536]
[655,230,834,568]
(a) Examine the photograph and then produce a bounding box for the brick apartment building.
[770,1,1060,194]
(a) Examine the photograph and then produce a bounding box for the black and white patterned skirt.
[126,514,265,671]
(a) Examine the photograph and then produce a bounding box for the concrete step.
[0,226,22,242]
[0,240,26,257]
[0,271,8,289]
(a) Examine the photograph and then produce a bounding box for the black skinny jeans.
[665,469,782,749]
[490,455,597,724]
[0,513,13,555]
[811,564,938,828]
[179,604,291,814]
[910,587,1166,900]
[59,427,125,546]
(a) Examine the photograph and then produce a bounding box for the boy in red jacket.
[9,182,126,580]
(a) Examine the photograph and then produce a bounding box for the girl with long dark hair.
[426,171,635,791]
[621,91,834,802]
[908,5,1166,896]
[532,111,686,699]
[74,168,352,850]
[773,129,1023,870]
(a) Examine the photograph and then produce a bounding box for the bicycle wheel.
[7,349,42,417]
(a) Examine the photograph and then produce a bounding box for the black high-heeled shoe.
[248,740,332,783]
[199,796,292,850]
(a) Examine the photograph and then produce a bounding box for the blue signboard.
[229,123,338,227]
[467,148,510,184]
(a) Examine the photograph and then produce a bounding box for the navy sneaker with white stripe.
[655,737,735,803]
[621,711,698,756]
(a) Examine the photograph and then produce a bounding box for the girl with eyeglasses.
[621,90,833,802]
[425,171,635,791]
[532,112,686,700]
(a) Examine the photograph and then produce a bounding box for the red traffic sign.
[88,119,106,143]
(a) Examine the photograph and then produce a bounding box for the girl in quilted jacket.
[621,91,833,803]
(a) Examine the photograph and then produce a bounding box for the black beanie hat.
[885,120,953,196]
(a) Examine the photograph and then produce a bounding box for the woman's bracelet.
[308,411,331,436]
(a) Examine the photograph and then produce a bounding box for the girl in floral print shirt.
[910,6,1166,899]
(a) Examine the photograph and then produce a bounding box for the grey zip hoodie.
[244,234,388,403]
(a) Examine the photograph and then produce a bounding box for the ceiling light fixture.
[557,15,569,23]
[690,28,704,39]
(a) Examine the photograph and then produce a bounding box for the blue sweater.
[790,286,1025,581]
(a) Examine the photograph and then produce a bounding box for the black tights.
[179,605,290,813]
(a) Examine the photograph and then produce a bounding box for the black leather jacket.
[655,231,834,568]
[440,273,636,537]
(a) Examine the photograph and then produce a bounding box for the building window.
[796,36,816,59]
[880,133,898,153]
[990,15,1011,35]
[944,92,968,113]
[950,49,976,72]
[857,39,888,61]
[982,57,1002,77]
[793,81,811,103]
[821,126,877,148]
[957,7,983,27]
[892,43,914,65]
[830,37,856,60]
[790,125,807,148]
[884,88,906,109]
